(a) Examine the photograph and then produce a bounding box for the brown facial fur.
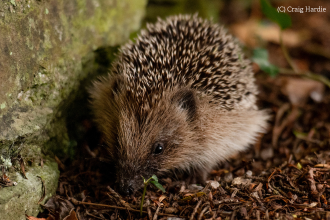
[89,15,269,195]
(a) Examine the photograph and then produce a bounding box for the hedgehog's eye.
[153,142,164,155]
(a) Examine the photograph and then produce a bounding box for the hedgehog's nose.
[118,183,134,196]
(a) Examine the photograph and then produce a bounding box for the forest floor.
[33,0,330,219]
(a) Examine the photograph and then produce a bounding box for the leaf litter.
[35,47,330,220]
[34,0,330,219]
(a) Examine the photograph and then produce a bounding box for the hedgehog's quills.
[89,14,269,196]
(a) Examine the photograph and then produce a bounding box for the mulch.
[35,0,330,219]
[35,74,330,220]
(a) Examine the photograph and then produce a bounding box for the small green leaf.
[293,130,308,139]
[151,174,158,182]
[141,176,146,183]
[150,180,166,193]
[252,48,279,77]
[260,0,292,30]
[297,162,302,170]
[10,0,16,6]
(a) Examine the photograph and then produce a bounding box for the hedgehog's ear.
[173,89,197,122]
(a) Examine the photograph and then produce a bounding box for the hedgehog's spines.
[116,14,258,114]
[89,15,269,195]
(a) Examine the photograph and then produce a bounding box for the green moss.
[0,0,147,155]
[44,46,119,158]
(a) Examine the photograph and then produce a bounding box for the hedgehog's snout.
[115,164,144,196]
[116,175,140,196]
[117,179,135,196]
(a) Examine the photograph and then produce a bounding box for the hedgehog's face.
[112,88,201,196]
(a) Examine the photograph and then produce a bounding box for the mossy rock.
[0,0,146,218]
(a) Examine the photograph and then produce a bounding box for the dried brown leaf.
[63,209,78,220]
[280,77,325,105]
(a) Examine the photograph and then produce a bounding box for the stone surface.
[0,0,146,218]
[0,0,146,155]
[0,158,59,220]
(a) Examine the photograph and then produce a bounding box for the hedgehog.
[89,14,268,196]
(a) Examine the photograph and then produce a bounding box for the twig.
[217,210,233,216]
[317,184,327,205]
[153,205,161,220]
[86,210,103,219]
[270,181,288,198]
[210,207,217,220]
[245,176,267,182]
[304,71,330,88]
[272,103,290,147]
[190,200,202,220]
[230,209,237,220]
[198,205,210,220]
[281,185,307,195]
[55,155,66,170]
[278,161,288,170]
[256,210,261,220]
[265,210,270,220]
[37,176,46,204]
[107,186,131,208]
[279,68,330,88]
[272,105,300,147]
[19,157,27,179]
[180,206,193,217]
[146,199,152,220]
[216,198,240,205]
[76,207,82,220]
[280,31,298,72]
[202,181,211,193]
[69,198,177,217]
